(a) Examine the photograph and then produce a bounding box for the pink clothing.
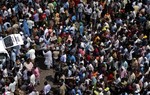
[34,67,40,78]
[79,49,85,56]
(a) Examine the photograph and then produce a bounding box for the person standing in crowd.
[43,49,53,69]
[43,81,51,95]
[29,71,36,86]
[33,65,40,85]
[84,4,92,25]
[59,82,66,95]
[23,17,30,37]
[26,45,36,63]
[77,0,84,21]
[8,78,17,93]
[10,49,17,65]
[69,0,75,14]
[24,58,33,71]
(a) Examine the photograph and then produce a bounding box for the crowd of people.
[0,0,150,95]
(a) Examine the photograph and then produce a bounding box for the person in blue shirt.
[77,89,82,95]
[79,22,84,36]
[71,14,76,22]
[63,1,69,9]
[23,18,30,37]
[68,53,76,63]
[70,54,76,63]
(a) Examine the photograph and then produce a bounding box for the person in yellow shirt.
[94,35,100,45]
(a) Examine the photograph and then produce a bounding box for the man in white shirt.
[85,5,92,24]
[26,46,36,63]
[8,79,17,93]
[30,71,36,86]
[27,17,34,35]
[77,1,84,21]
[60,53,67,63]
[43,81,51,95]
[43,49,53,69]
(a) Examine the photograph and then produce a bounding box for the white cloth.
[25,37,33,48]
[24,62,33,71]
[9,81,17,92]
[77,3,84,12]
[3,68,8,78]
[30,74,36,86]
[29,91,37,95]
[60,54,67,63]
[14,75,18,84]
[4,22,11,31]
[26,49,36,60]
[44,28,49,39]
[43,50,53,67]
[85,7,92,15]
[2,91,12,95]
[3,10,9,17]
[45,9,50,16]
[44,84,51,94]
[60,7,65,13]
[88,64,94,71]
[27,19,34,29]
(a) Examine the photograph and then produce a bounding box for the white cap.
[100,42,105,46]
[20,32,23,35]
[38,8,43,13]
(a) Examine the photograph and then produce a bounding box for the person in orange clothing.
[91,69,99,78]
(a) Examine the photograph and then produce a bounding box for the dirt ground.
[35,57,58,94]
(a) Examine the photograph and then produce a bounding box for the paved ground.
[35,57,58,94]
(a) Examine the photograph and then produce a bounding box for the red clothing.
[74,0,80,6]
[40,13,47,21]
[79,49,85,56]
[86,55,91,61]
[107,73,114,80]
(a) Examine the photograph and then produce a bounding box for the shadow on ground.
[45,75,54,82]
[35,57,47,70]
[51,87,60,95]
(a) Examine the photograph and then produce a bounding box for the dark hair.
[27,58,31,63]
[10,78,15,83]
[44,81,48,85]
[27,71,32,76]
[2,88,5,93]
